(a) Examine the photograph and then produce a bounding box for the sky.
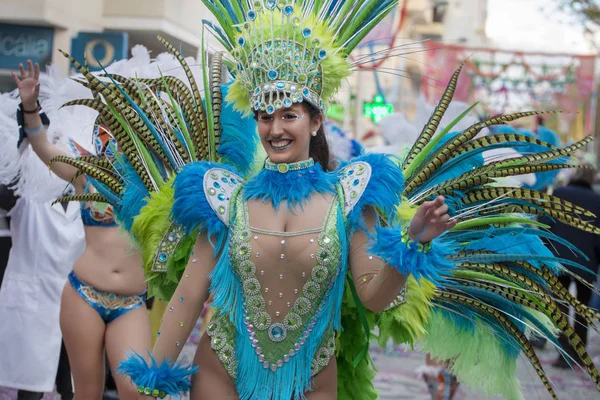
[486,0,597,54]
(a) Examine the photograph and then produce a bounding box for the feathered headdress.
[204,0,399,114]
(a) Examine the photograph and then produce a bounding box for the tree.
[556,0,600,33]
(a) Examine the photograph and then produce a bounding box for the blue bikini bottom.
[68,271,146,324]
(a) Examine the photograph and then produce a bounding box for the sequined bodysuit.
[150,162,409,399]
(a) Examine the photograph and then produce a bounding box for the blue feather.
[117,350,197,399]
[244,162,337,211]
[368,223,455,285]
[418,131,485,193]
[112,157,150,232]
[86,177,121,206]
[202,19,234,49]
[447,226,588,261]
[171,161,237,250]
[340,153,404,231]
[218,84,259,177]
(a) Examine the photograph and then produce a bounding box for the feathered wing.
[374,64,600,399]
[50,39,259,301]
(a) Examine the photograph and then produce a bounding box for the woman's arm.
[13,60,82,188]
[349,208,408,312]
[119,230,219,398]
[151,231,217,362]
[349,197,455,312]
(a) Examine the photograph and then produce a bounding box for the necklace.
[264,158,315,173]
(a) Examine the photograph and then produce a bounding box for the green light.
[363,94,394,123]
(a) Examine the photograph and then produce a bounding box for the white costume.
[0,198,84,391]
[0,79,86,392]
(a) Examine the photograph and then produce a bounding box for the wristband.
[22,105,40,113]
[17,102,50,147]
[24,124,43,135]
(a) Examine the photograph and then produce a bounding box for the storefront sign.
[0,23,54,69]
[71,31,128,71]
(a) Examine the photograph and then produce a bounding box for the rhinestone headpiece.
[228,1,349,115]
[205,0,399,117]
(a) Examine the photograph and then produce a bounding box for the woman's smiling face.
[257,103,322,164]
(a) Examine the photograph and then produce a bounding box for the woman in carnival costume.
[50,1,600,399]
[7,53,169,398]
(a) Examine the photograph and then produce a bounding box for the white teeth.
[270,139,292,150]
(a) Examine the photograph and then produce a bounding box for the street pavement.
[1,320,599,399]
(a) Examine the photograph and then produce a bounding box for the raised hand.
[12,60,40,110]
[408,196,456,244]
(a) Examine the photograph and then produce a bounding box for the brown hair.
[305,103,332,171]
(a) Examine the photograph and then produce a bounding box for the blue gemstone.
[276,81,285,89]
[231,178,237,184]
[218,193,226,201]
[247,10,256,20]
[353,179,360,186]
[179,296,184,302]
[266,0,276,9]
[347,170,354,176]
[284,5,294,15]
[266,104,275,114]
[213,182,221,189]
[268,69,278,80]
[221,177,228,183]
[302,88,309,97]
[238,37,246,46]
[158,252,167,262]
[319,49,327,59]
[302,28,312,38]
[283,98,292,107]
[254,87,260,95]
[272,326,284,339]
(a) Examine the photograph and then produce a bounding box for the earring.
[311,131,317,137]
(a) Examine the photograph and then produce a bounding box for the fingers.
[19,63,26,80]
[33,62,40,80]
[11,71,20,86]
[27,60,34,78]
[446,218,458,228]
[419,196,443,214]
[433,203,449,218]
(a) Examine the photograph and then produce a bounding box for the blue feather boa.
[117,351,197,399]
[368,223,455,285]
[244,162,336,210]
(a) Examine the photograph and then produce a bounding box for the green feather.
[403,102,478,179]
[131,179,196,301]
[376,276,435,347]
[452,216,549,231]
[421,310,522,400]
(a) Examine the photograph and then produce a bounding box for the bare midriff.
[73,225,145,295]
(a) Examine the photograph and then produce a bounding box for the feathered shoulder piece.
[172,161,243,238]
[337,153,404,229]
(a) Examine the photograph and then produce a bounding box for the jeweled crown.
[229,1,347,114]
[204,0,400,116]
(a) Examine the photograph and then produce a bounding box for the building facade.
[0,0,218,91]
